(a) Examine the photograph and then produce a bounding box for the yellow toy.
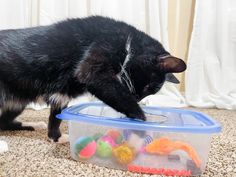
[112,143,135,165]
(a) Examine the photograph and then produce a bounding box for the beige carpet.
[0,108,235,177]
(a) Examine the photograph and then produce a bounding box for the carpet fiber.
[0,108,235,177]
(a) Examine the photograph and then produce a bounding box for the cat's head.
[122,54,186,101]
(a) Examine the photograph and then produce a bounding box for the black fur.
[0,16,186,141]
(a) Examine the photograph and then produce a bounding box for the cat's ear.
[165,73,180,84]
[157,56,186,73]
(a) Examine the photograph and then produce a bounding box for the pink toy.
[106,130,123,144]
[100,135,117,147]
[79,141,97,159]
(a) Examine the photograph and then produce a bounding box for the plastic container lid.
[57,102,221,134]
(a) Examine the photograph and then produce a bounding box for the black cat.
[0,16,186,142]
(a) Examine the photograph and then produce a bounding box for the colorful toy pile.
[73,129,202,175]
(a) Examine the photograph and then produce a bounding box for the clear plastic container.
[57,102,221,176]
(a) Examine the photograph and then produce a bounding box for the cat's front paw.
[127,113,146,121]
[57,134,69,144]
[48,129,69,144]
[139,114,146,121]
[48,133,69,144]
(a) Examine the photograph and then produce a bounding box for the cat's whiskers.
[119,36,136,94]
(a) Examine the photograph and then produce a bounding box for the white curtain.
[186,0,236,110]
[0,0,186,108]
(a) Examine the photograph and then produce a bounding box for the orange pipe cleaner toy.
[145,137,201,168]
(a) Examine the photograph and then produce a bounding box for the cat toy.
[145,137,201,167]
[106,130,123,144]
[95,130,123,158]
[128,165,192,176]
[96,139,113,158]
[113,143,135,165]
[74,136,97,159]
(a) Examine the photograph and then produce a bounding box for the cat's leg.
[87,77,146,120]
[47,104,68,143]
[76,47,146,120]
[0,107,33,130]
[86,77,147,138]
[0,107,47,131]
[0,101,47,131]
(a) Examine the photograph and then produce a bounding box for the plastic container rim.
[56,102,221,134]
